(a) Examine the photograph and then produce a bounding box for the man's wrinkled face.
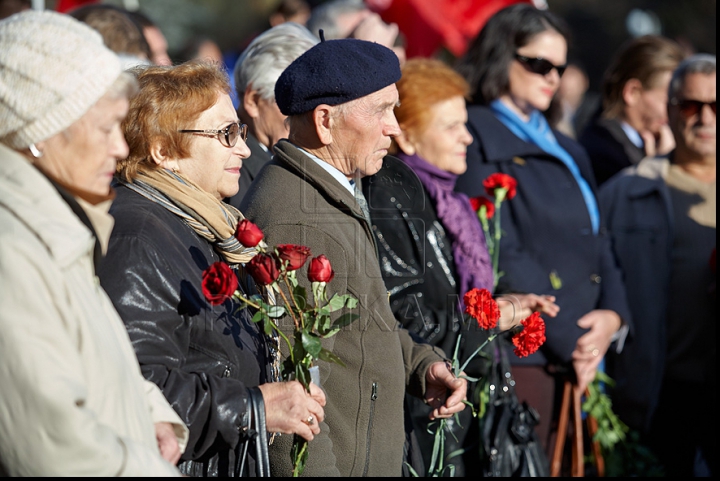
[330,84,401,178]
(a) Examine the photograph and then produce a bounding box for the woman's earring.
[29,143,43,158]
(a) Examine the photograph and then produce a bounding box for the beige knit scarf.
[118,167,258,265]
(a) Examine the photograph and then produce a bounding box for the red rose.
[247,253,280,286]
[469,196,495,219]
[483,173,518,200]
[235,219,264,248]
[511,312,547,358]
[201,261,238,305]
[277,244,312,271]
[308,255,334,283]
[463,288,499,330]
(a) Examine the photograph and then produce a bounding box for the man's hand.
[424,361,467,420]
[571,309,622,392]
[155,422,182,465]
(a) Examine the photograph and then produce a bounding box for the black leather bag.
[236,387,271,476]
[479,343,550,477]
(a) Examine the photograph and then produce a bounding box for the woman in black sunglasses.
[98,61,326,476]
[454,3,632,466]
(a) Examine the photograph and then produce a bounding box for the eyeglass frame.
[669,97,717,119]
[514,54,567,78]
[178,122,248,148]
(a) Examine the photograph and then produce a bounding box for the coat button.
[590,274,602,284]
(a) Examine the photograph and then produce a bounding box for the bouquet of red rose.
[201,219,359,477]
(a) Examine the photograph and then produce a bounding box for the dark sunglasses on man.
[670,98,717,119]
[515,54,567,78]
[179,122,248,148]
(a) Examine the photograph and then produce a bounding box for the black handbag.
[479,342,550,477]
[236,387,272,476]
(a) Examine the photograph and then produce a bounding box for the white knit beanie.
[0,10,122,149]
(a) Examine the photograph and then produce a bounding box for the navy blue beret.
[275,36,401,116]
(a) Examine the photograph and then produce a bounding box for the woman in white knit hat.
[0,10,188,476]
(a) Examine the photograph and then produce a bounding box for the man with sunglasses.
[599,54,716,477]
[579,35,685,185]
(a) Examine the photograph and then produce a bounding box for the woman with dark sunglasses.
[454,3,632,464]
[98,61,326,476]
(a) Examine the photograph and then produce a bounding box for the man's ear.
[314,105,334,146]
[394,132,415,156]
[243,86,261,119]
[622,78,643,107]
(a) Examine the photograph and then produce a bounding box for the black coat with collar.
[456,105,632,367]
[99,184,271,476]
[579,116,646,186]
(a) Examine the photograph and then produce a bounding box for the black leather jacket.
[99,183,272,476]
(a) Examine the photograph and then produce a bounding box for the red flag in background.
[55,0,100,14]
[368,0,533,59]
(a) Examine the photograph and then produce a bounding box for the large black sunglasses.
[515,54,567,78]
[670,98,717,119]
[179,122,248,148]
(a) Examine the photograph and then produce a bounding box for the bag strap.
[550,379,584,477]
[249,387,271,477]
[235,388,272,477]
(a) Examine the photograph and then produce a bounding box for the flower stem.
[276,284,301,330]
[234,291,296,365]
[458,334,497,375]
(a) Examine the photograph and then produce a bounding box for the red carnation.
[512,312,547,358]
[483,173,518,200]
[201,261,238,305]
[247,253,280,286]
[463,288,499,330]
[470,196,495,219]
[308,255,334,283]
[277,244,312,271]
[236,219,264,248]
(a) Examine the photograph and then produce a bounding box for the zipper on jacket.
[362,382,379,476]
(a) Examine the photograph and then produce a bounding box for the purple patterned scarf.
[399,153,494,301]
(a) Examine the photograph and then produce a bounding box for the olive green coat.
[241,140,446,477]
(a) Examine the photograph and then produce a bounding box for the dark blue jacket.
[456,105,632,367]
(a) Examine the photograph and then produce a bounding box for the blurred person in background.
[599,54,716,477]
[176,35,224,65]
[363,57,559,476]
[0,0,29,20]
[269,0,311,27]
[127,9,173,67]
[306,0,406,64]
[225,21,318,208]
[579,35,685,185]
[455,3,632,458]
[98,61,325,476]
[68,3,152,70]
[550,62,590,139]
[0,10,187,475]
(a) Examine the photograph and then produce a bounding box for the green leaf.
[266,305,286,318]
[325,294,347,312]
[251,310,265,324]
[317,348,345,367]
[301,331,322,358]
[332,312,359,330]
[293,285,308,310]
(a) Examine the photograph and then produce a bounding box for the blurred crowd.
[0,0,715,477]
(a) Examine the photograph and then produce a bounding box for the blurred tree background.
[43,0,715,93]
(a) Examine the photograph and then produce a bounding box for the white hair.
[233,22,318,102]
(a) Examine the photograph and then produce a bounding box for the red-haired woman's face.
[405,95,473,175]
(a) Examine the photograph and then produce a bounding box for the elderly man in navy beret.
[240,34,467,476]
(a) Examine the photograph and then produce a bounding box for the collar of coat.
[0,143,112,269]
[272,139,369,222]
